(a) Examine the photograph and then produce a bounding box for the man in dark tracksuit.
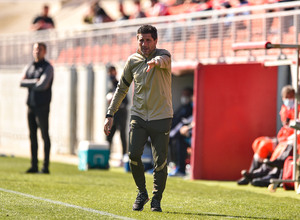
[104,25,173,212]
[20,42,54,174]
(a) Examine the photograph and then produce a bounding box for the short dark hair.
[281,85,295,98]
[36,42,47,51]
[108,65,116,72]
[183,87,193,97]
[137,25,157,40]
[106,63,116,72]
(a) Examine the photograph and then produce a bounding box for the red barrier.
[191,63,278,180]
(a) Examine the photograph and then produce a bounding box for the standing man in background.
[104,25,173,212]
[20,42,54,174]
[31,4,55,31]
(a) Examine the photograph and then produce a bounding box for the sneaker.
[251,178,270,187]
[151,198,162,212]
[26,167,38,173]
[241,170,253,180]
[132,191,149,211]
[237,177,250,185]
[41,167,50,174]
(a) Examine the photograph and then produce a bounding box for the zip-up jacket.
[20,59,54,107]
[107,48,173,121]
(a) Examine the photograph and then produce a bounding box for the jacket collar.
[137,48,157,59]
[33,58,46,65]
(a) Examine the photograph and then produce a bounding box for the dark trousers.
[128,116,172,201]
[106,108,128,155]
[248,158,280,187]
[27,104,51,169]
[174,134,189,174]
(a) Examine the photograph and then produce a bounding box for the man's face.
[33,43,46,62]
[137,33,157,57]
[43,6,49,16]
[108,68,117,77]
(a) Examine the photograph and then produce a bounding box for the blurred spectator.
[224,0,250,31]
[278,0,296,33]
[130,0,146,19]
[118,1,130,20]
[83,0,113,24]
[105,64,129,166]
[83,3,96,24]
[241,141,294,187]
[165,0,184,6]
[146,0,170,17]
[194,0,214,12]
[212,0,231,10]
[237,85,298,186]
[170,87,194,136]
[31,4,55,31]
[169,115,194,177]
[20,42,54,174]
[168,87,194,177]
[167,0,200,14]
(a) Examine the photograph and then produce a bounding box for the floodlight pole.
[293,49,299,182]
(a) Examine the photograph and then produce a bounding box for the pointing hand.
[147,59,158,72]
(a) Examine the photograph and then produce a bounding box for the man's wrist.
[106,114,113,118]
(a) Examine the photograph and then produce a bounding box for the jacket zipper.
[144,58,148,121]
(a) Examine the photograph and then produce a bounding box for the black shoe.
[251,178,270,187]
[41,167,50,174]
[241,170,253,180]
[132,191,149,211]
[237,177,250,185]
[151,198,162,212]
[26,167,38,173]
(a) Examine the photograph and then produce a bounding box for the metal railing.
[1,1,300,67]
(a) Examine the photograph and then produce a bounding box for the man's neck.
[138,48,156,58]
[34,58,45,63]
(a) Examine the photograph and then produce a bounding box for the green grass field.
[1,156,300,219]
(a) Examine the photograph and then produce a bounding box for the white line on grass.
[0,187,135,220]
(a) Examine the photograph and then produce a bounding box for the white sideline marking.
[0,187,135,220]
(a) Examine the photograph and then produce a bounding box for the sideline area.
[0,131,125,167]
[1,156,300,219]
[0,187,135,220]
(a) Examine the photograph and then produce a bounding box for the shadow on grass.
[165,211,284,220]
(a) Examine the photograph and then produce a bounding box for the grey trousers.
[128,115,172,200]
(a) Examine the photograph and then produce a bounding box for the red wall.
[191,63,278,180]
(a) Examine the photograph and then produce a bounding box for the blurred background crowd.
[0,0,297,34]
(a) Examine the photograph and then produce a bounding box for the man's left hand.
[104,117,114,136]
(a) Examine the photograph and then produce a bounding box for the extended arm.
[146,51,171,72]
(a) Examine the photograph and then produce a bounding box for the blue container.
[78,141,110,170]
